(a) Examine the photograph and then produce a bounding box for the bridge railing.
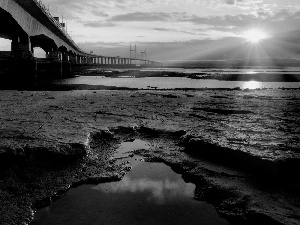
[32,0,81,52]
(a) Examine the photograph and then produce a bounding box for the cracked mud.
[0,89,299,225]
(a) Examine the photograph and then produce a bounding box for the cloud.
[185,10,300,34]
[104,9,300,35]
[153,27,208,36]
[83,21,116,28]
[91,10,109,18]
[109,12,171,22]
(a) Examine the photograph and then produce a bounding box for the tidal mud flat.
[0,89,300,225]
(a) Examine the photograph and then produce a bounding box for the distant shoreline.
[81,68,300,82]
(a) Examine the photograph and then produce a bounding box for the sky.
[1,0,300,61]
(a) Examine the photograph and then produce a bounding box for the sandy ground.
[0,89,300,225]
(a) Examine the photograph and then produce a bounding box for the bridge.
[0,0,156,80]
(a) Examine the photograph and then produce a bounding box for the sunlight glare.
[243,81,262,90]
[242,29,268,44]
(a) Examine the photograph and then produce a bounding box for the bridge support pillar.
[11,36,33,59]
[47,50,60,61]
[5,35,36,86]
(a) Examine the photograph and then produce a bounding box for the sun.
[242,29,268,43]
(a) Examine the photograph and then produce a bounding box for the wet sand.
[0,88,300,225]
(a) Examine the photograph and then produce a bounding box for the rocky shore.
[0,89,299,225]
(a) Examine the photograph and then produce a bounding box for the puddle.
[31,140,230,225]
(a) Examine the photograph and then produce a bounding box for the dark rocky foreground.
[0,89,299,225]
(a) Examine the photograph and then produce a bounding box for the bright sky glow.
[242,29,269,44]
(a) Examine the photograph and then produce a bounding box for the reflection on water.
[92,160,195,205]
[242,81,263,89]
[31,140,230,225]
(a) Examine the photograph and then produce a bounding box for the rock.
[23,142,86,167]
[88,130,114,149]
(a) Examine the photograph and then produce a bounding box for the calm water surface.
[32,140,230,225]
[54,76,300,90]
[53,67,300,89]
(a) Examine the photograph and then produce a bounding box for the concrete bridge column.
[9,35,36,85]
[47,49,60,61]
[11,36,33,59]
[69,54,75,63]
[62,52,68,62]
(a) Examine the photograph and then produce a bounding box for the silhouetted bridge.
[0,0,156,80]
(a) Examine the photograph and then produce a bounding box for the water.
[141,67,300,74]
[52,67,300,90]
[53,76,300,90]
[31,140,230,225]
